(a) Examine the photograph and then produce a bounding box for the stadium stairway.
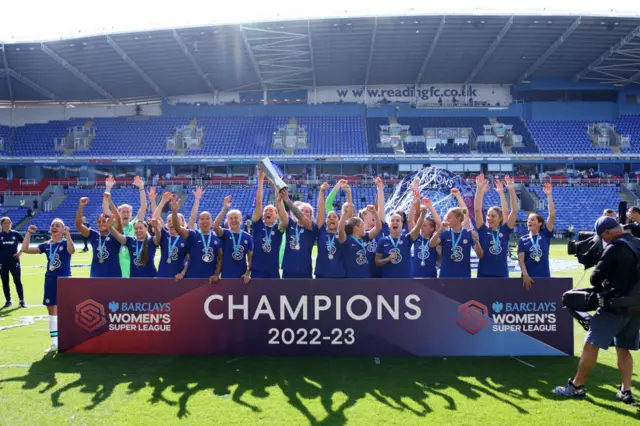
[619,185,639,206]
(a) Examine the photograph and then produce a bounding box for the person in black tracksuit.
[0,217,25,308]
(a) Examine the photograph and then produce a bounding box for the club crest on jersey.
[489,241,502,255]
[326,240,337,256]
[356,249,367,265]
[366,239,377,252]
[417,247,430,260]
[262,238,272,253]
[451,246,464,262]
[232,245,245,261]
[389,247,402,264]
[202,247,215,262]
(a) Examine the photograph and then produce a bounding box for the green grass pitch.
[1,244,639,425]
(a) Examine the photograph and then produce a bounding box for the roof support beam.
[172,29,216,96]
[40,43,119,103]
[105,35,166,98]
[307,20,316,88]
[519,17,581,82]
[466,16,513,83]
[6,69,61,101]
[239,26,267,91]
[575,24,640,82]
[1,44,13,101]
[622,69,640,86]
[364,17,378,87]
[415,16,446,85]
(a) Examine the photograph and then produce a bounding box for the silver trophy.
[259,157,287,191]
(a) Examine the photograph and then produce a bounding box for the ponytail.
[140,237,149,267]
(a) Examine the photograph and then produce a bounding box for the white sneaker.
[44,344,58,353]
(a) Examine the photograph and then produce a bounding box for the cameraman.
[555,216,640,404]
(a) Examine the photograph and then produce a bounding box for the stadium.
[2,2,640,424]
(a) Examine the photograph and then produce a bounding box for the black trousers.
[1,259,24,303]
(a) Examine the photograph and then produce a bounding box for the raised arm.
[325,180,344,214]
[343,182,354,207]
[107,217,127,245]
[252,167,265,223]
[152,218,163,246]
[473,174,487,229]
[429,221,448,248]
[543,183,555,232]
[423,198,441,229]
[21,225,41,254]
[451,188,470,229]
[282,192,313,231]
[188,186,204,230]
[153,191,172,222]
[408,178,421,229]
[472,230,483,258]
[213,195,231,237]
[338,203,351,244]
[102,176,116,216]
[64,226,75,254]
[133,176,147,222]
[504,176,518,229]
[366,205,382,239]
[410,202,428,241]
[275,186,289,230]
[104,192,123,234]
[147,187,158,218]
[171,196,189,239]
[317,182,330,228]
[75,197,91,238]
[375,177,386,222]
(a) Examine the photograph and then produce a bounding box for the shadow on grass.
[1,354,639,424]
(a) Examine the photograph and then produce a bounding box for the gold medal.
[99,258,104,264]
[328,254,334,260]
[204,255,210,262]
[167,259,172,264]
[295,244,300,250]
[535,256,540,262]
[49,266,55,271]
[421,261,425,267]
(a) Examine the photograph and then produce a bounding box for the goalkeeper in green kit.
[102,175,148,278]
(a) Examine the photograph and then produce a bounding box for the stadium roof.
[1,14,640,103]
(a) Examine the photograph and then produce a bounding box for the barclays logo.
[492,302,504,313]
[109,301,119,312]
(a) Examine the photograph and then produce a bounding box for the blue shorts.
[252,270,280,279]
[586,308,640,350]
[43,275,58,306]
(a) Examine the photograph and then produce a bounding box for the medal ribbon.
[231,231,242,256]
[199,231,212,254]
[48,241,59,268]
[450,229,463,257]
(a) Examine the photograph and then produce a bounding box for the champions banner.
[58,278,573,356]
